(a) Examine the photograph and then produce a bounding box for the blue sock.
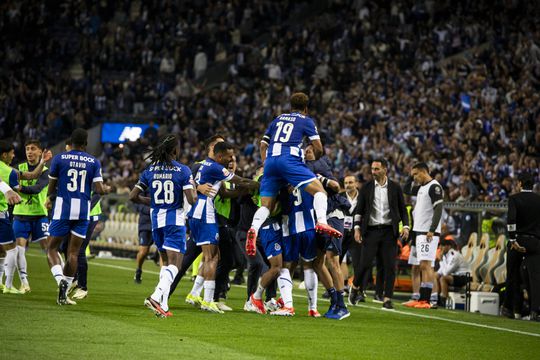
[328,287,337,306]
[337,290,346,308]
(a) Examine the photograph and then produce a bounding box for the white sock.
[4,248,17,288]
[0,257,5,286]
[64,276,74,289]
[50,264,64,285]
[313,192,328,224]
[277,268,293,308]
[151,267,167,303]
[203,280,216,303]
[250,206,270,233]
[254,281,265,300]
[151,265,178,311]
[16,245,29,285]
[190,275,205,297]
[304,268,318,310]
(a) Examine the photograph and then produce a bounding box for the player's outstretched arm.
[229,174,260,191]
[310,139,323,159]
[129,185,150,205]
[0,179,21,205]
[18,149,52,180]
[94,181,111,195]
[260,140,268,163]
[317,174,340,193]
[45,177,58,210]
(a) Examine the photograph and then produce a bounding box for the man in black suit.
[506,172,540,321]
[348,159,409,309]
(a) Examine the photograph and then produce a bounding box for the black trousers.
[343,229,383,293]
[520,235,540,313]
[236,229,276,301]
[503,245,524,313]
[76,220,99,290]
[353,226,397,298]
[214,226,235,301]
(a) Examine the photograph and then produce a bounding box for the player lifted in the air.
[246,92,342,256]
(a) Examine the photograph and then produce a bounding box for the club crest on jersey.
[274,243,281,251]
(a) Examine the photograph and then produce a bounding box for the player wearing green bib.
[12,140,50,293]
[0,140,51,294]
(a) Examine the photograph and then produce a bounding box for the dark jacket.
[353,179,409,239]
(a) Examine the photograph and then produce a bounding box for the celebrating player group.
[0,92,353,320]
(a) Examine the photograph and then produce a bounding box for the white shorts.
[415,234,439,262]
[408,245,419,266]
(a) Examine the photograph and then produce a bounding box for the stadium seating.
[470,233,490,290]
[90,212,142,256]
[461,233,478,264]
[478,235,507,291]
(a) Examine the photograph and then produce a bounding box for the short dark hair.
[24,139,42,149]
[204,134,225,152]
[213,141,235,155]
[518,172,534,190]
[290,92,309,111]
[412,162,429,172]
[0,140,14,155]
[371,158,388,169]
[71,128,88,147]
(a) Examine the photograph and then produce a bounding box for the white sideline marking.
[30,253,540,338]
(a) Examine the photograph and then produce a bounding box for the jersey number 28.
[152,180,174,204]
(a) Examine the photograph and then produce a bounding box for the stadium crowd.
[1,0,539,202]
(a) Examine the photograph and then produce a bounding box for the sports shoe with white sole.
[200,300,224,314]
[144,297,167,318]
[72,288,88,300]
[315,222,342,238]
[245,228,257,256]
[185,293,203,308]
[19,283,31,294]
[249,294,266,314]
[270,307,295,316]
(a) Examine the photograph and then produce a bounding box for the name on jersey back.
[279,116,296,122]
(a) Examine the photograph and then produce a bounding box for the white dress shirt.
[369,178,392,226]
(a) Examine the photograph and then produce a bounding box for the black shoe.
[438,297,447,308]
[343,285,350,295]
[359,291,366,303]
[500,306,514,319]
[322,290,330,299]
[373,294,384,303]
[382,300,394,310]
[530,311,540,322]
[231,276,244,285]
[134,269,142,284]
[348,287,360,306]
[57,279,68,305]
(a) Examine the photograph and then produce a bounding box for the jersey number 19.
[274,121,294,142]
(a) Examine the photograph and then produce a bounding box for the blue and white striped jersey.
[261,112,320,158]
[49,150,103,221]
[282,188,315,236]
[188,158,234,223]
[136,161,193,229]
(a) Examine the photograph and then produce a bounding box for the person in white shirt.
[349,159,410,309]
[436,236,471,307]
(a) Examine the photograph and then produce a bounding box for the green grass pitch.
[2,248,539,359]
